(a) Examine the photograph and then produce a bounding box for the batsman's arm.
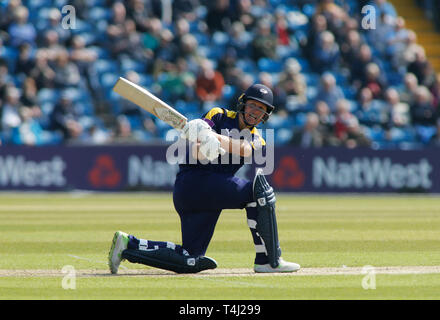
[191,133,252,160]
[215,133,253,158]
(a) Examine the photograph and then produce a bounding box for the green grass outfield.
[0,193,439,300]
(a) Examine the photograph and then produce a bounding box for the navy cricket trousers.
[173,168,254,256]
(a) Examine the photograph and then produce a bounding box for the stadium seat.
[275,128,293,145]
[415,125,437,144]
[95,59,119,74]
[257,58,283,73]
[88,7,110,21]
[37,88,59,105]
[120,58,146,73]
[222,85,236,101]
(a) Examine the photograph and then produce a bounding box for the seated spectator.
[396,30,423,71]
[48,92,83,141]
[407,48,436,89]
[410,86,437,126]
[206,0,232,34]
[29,49,56,89]
[7,5,36,48]
[70,35,98,72]
[41,30,64,61]
[314,0,349,34]
[366,12,394,56]
[111,115,137,144]
[20,77,39,110]
[142,17,163,57]
[1,86,22,139]
[278,58,307,105]
[53,50,81,89]
[251,19,278,61]
[15,42,35,77]
[177,34,202,74]
[69,35,98,90]
[228,21,252,59]
[340,30,364,69]
[195,59,225,103]
[303,14,327,59]
[127,0,151,33]
[37,8,70,46]
[0,0,21,31]
[312,30,340,74]
[398,72,419,106]
[172,18,190,50]
[332,99,371,148]
[290,112,325,148]
[385,16,410,61]
[274,10,291,46]
[355,87,388,127]
[231,0,256,31]
[217,47,241,86]
[107,2,128,41]
[172,0,198,22]
[344,117,372,148]
[158,58,196,103]
[384,87,410,128]
[361,62,387,99]
[349,44,381,89]
[314,72,345,112]
[152,29,178,75]
[315,100,335,135]
[10,106,44,146]
[0,60,13,100]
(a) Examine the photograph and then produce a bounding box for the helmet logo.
[260,88,268,94]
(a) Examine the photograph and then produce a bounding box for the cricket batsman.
[108,84,300,273]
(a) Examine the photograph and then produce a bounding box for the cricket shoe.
[254,258,300,273]
[108,231,129,274]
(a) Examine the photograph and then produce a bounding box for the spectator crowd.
[0,0,439,149]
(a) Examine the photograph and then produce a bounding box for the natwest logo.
[313,157,432,189]
[271,156,305,189]
[0,155,66,187]
[88,155,121,188]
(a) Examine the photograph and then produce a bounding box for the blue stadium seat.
[258,58,283,73]
[138,73,154,88]
[222,85,236,101]
[236,59,258,73]
[95,59,119,74]
[275,128,293,145]
[37,88,59,104]
[213,32,229,47]
[120,58,146,73]
[415,125,436,144]
[88,7,110,21]
[193,32,209,46]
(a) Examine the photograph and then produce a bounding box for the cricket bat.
[112,77,187,130]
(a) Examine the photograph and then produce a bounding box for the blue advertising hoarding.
[0,146,438,193]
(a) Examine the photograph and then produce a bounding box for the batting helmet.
[237,84,275,123]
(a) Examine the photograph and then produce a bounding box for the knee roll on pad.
[253,169,281,268]
[121,248,217,274]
